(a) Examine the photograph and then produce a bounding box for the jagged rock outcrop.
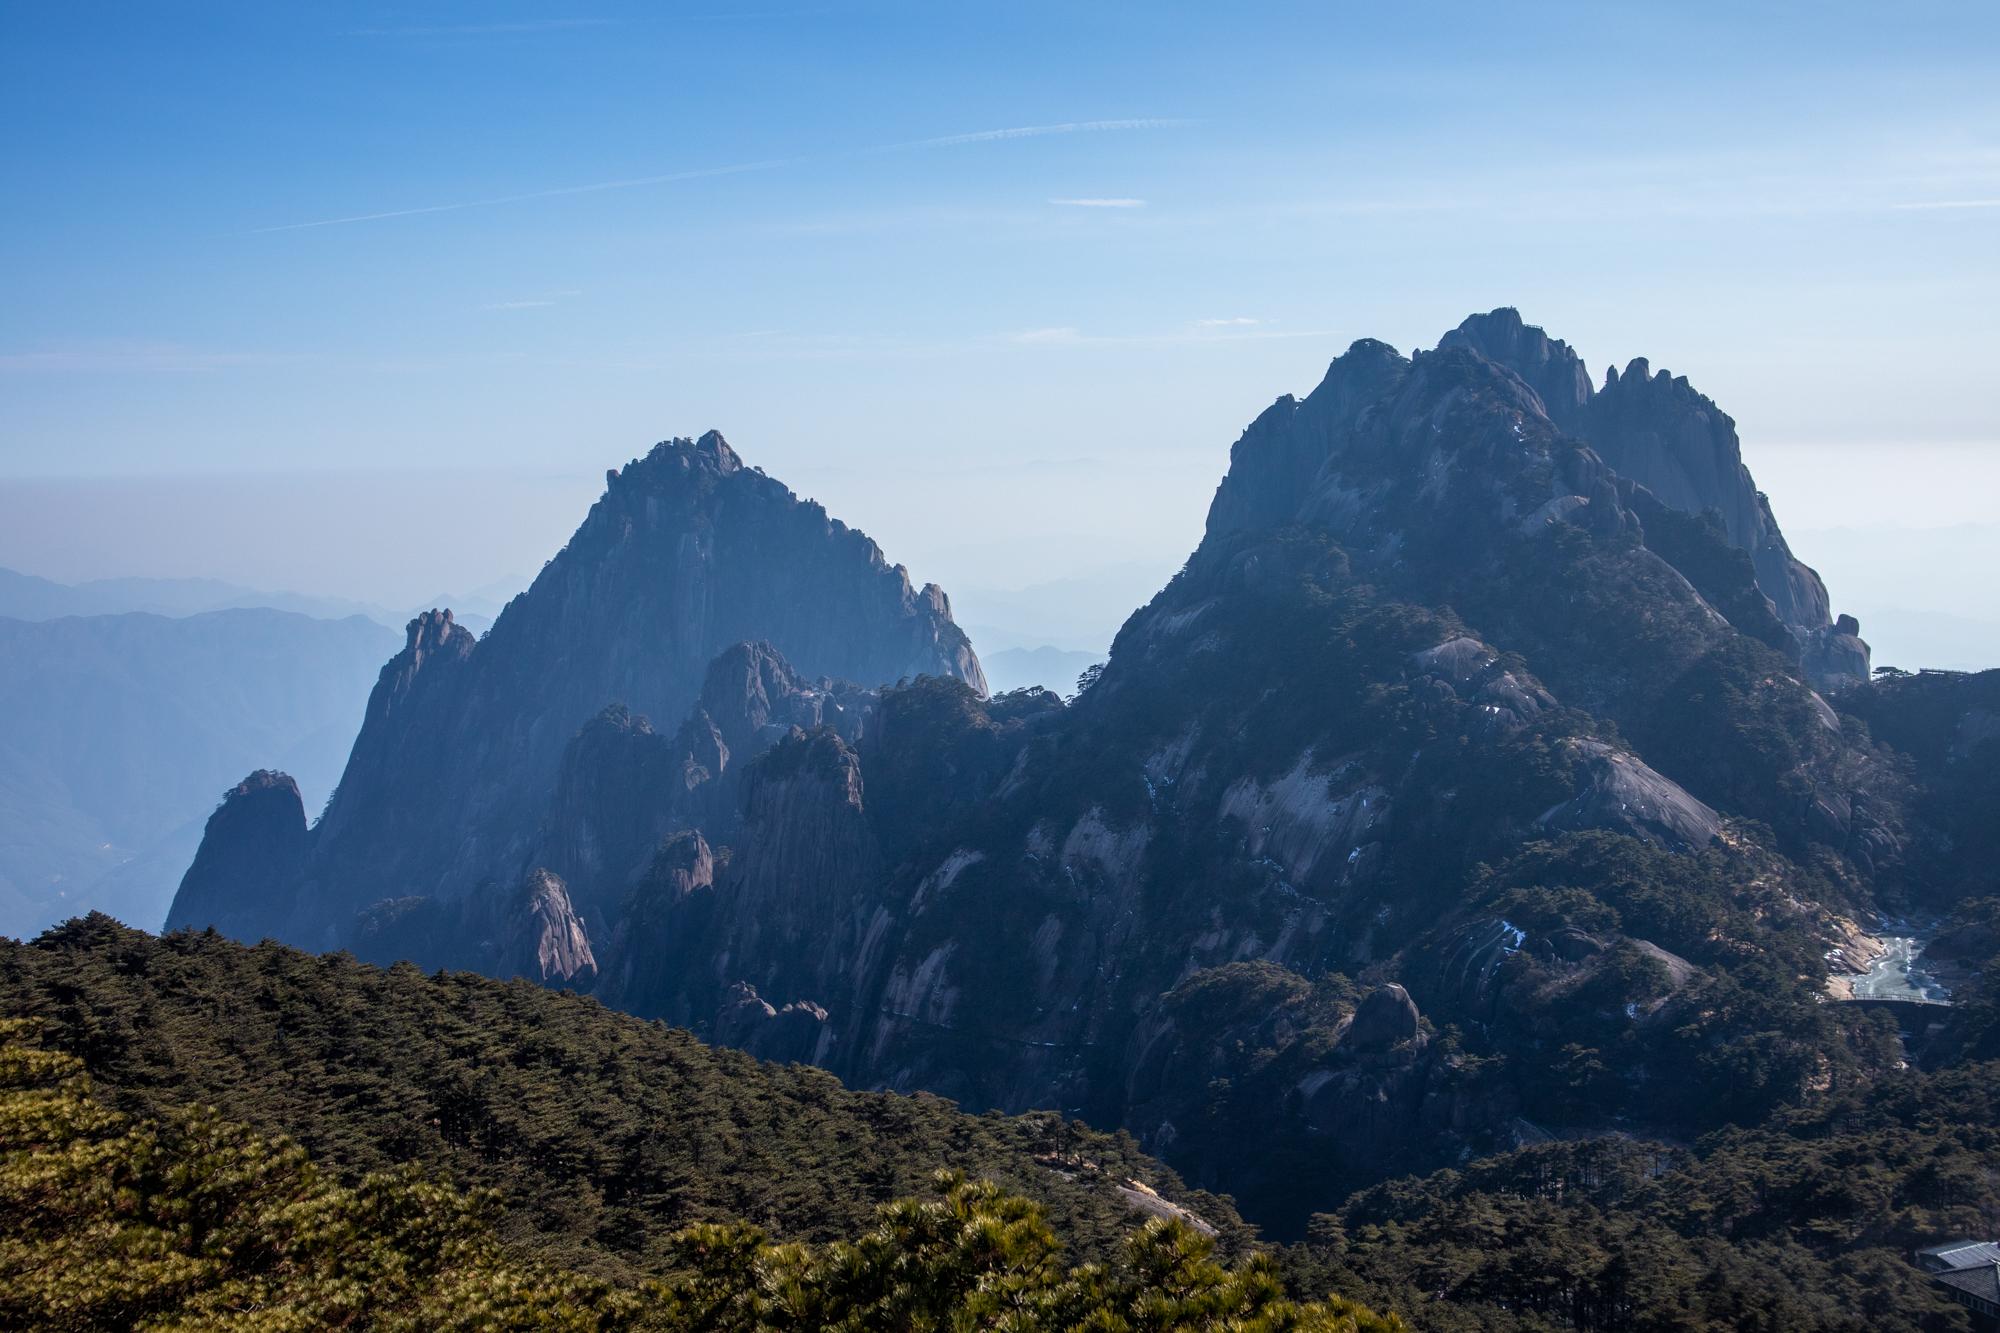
[1443,308,1853,663]
[615,726,887,1039]
[596,830,718,1019]
[1437,306,1593,433]
[713,982,834,1065]
[1803,613,1872,690]
[510,868,597,985]
[166,771,308,942]
[169,431,980,957]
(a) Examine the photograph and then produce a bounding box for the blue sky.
[2,2,1996,659]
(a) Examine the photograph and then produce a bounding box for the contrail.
[249,118,1188,234]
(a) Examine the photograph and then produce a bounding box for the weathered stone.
[1348,984,1422,1050]
[512,868,596,986]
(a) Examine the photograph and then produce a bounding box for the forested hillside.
[0,916,1244,1278]
[0,1015,1399,1331]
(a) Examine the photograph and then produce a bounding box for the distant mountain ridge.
[0,608,396,938]
[0,565,513,637]
[0,566,387,625]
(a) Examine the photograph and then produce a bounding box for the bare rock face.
[1538,740,1723,852]
[1437,305,1593,434]
[645,829,717,902]
[1346,983,1422,1050]
[1204,338,1410,540]
[1442,308,1860,677]
[594,830,717,1019]
[511,868,597,986]
[712,728,880,1001]
[165,771,308,942]
[1803,614,1872,690]
[697,639,874,758]
[168,432,980,954]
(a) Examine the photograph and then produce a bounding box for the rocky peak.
[645,829,716,902]
[693,428,741,471]
[602,432,743,496]
[536,704,685,920]
[1438,307,1592,433]
[1429,312,1846,651]
[172,430,984,950]
[1204,338,1416,540]
[697,640,874,758]
[377,609,476,710]
[730,728,876,951]
[165,770,309,942]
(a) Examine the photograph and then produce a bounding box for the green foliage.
[652,1172,1403,1332]
[1286,1059,2000,1331]
[863,673,1065,868]
[1623,498,1795,655]
[1431,516,1852,852]
[1421,832,1897,1134]
[0,916,1246,1281]
[0,1017,1400,1332]
[1840,667,2000,909]
[0,1017,639,1331]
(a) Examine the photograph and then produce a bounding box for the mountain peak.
[172,432,983,946]
[1429,311,1845,647]
[1438,307,1592,432]
[694,429,741,471]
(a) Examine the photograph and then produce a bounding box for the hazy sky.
[2,2,1996,659]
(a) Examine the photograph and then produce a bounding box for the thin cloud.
[1050,197,1146,208]
[1195,317,1260,326]
[251,119,1188,234]
[1890,198,2000,211]
[1011,327,1085,345]
[480,289,581,311]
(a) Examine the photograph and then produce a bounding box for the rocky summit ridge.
[168,313,1952,1239]
[166,430,983,952]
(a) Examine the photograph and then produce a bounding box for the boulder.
[1348,983,1422,1050]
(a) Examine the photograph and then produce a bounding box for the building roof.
[1935,1263,2000,1308]
[1920,1241,2000,1270]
